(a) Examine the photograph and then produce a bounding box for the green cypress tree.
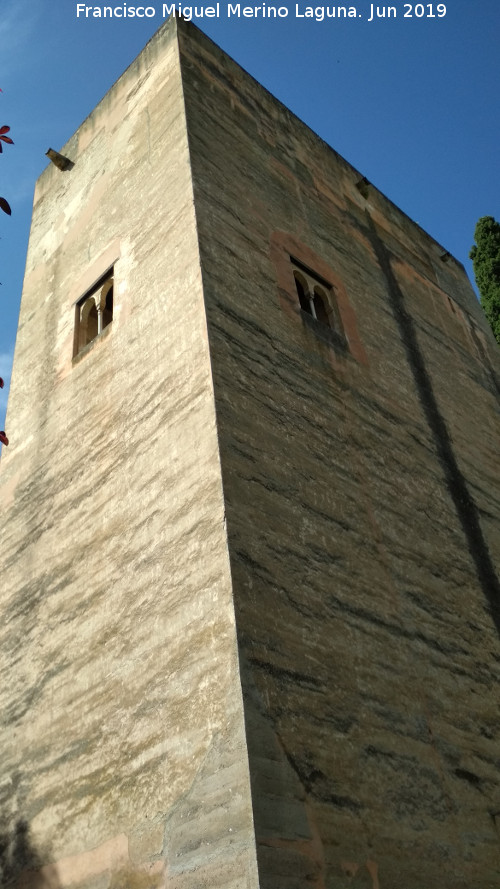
[470,216,500,345]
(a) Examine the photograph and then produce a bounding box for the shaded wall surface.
[0,20,259,889]
[179,22,500,889]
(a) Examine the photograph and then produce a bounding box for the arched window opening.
[102,285,113,330]
[313,287,330,326]
[293,262,333,327]
[86,302,99,344]
[74,267,114,358]
[290,258,346,349]
[294,273,311,315]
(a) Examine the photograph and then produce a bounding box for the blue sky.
[0,0,499,429]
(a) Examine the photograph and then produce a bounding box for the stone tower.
[1,17,499,889]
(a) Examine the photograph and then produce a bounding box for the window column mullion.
[308,292,317,320]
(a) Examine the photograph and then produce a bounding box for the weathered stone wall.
[0,20,259,889]
[179,22,500,889]
[2,17,499,889]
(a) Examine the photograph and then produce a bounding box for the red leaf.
[0,432,9,446]
[0,378,4,388]
[0,135,13,144]
[0,197,11,215]
[0,125,10,135]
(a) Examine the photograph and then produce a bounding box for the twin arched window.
[292,263,338,331]
[74,270,114,357]
[291,260,347,350]
[294,273,331,325]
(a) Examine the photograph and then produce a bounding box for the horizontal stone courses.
[229,471,361,526]
[215,389,337,445]
[340,582,480,644]
[425,352,498,403]
[207,327,277,379]
[212,338,441,478]
[363,743,438,772]
[246,617,495,704]
[294,498,352,532]
[374,528,472,573]
[230,504,467,595]
[232,547,277,585]
[209,300,276,346]
[273,753,363,815]
[231,534,361,584]
[247,656,323,691]
[196,191,250,237]
[282,708,355,737]
[353,388,430,436]
[402,587,471,621]
[323,594,470,658]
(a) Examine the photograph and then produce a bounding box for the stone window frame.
[270,231,368,367]
[291,257,345,340]
[73,267,114,358]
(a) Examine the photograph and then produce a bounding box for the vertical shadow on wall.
[366,211,500,638]
[0,818,61,888]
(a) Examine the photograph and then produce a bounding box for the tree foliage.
[470,216,500,346]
